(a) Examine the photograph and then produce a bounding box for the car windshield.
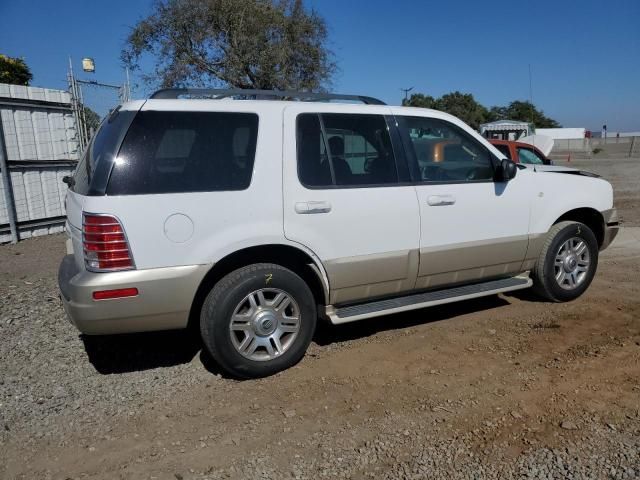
[517,147,545,165]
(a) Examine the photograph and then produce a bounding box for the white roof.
[480,120,531,131]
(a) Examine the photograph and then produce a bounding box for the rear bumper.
[601,208,620,251]
[58,255,209,335]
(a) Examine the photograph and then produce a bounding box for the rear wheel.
[531,221,599,302]
[200,263,317,378]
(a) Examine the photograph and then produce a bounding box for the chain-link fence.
[67,59,130,151]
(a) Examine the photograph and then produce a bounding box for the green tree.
[494,100,561,128]
[403,91,488,129]
[0,54,32,86]
[81,105,102,136]
[402,93,438,109]
[122,0,336,91]
[404,91,561,130]
[436,92,489,130]
[486,105,508,122]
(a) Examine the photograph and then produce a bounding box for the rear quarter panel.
[64,190,85,270]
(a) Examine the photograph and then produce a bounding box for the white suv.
[58,89,619,378]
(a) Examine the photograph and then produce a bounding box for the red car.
[488,139,552,165]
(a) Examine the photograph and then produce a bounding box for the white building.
[535,128,585,140]
[479,120,533,140]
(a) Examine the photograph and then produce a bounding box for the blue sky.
[1,0,638,131]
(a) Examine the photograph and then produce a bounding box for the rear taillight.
[82,213,135,271]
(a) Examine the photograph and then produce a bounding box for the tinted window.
[107,111,258,195]
[517,147,545,165]
[398,116,494,182]
[71,109,135,195]
[494,144,512,159]
[297,113,398,188]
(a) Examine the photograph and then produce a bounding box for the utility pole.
[68,56,87,151]
[400,87,414,104]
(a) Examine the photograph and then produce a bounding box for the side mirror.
[62,175,75,187]
[499,159,517,181]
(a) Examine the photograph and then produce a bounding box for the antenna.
[400,86,414,103]
[528,64,534,129]
[528,64,535,151]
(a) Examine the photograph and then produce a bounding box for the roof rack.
[149,88,386,105]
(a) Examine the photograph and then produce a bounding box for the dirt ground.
[1,157,639,479]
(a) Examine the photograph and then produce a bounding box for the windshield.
[517,147,545,165]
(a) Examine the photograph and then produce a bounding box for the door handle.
[295,201,332,214]
[427,195,456,206]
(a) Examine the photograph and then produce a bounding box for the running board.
[326,276,532,324]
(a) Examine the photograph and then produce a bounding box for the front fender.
[529,174,613,235]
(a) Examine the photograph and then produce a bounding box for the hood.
[524,164,601,177]
[517,134,554,156]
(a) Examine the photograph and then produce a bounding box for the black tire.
[531,221,599,302]
[200,263,317,379]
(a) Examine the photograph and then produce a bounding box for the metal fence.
[549,138,592,155]
[0,83,79,243]
[549,137,640,158]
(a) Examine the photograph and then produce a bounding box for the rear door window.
[297,113,399,188]
[106,111,259,195]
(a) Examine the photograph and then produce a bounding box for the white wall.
[536,128,585,140]
[0,83,78,242]
[0,83,79,161]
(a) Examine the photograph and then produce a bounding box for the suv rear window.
[106,111,259,195]
[71,108,135,195]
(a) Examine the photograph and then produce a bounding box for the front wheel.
[531,221,599,302]
[200,263,317,378]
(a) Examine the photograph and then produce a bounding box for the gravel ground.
[1,157,639,479]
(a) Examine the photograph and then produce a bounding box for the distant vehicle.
[489,139,552,165]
